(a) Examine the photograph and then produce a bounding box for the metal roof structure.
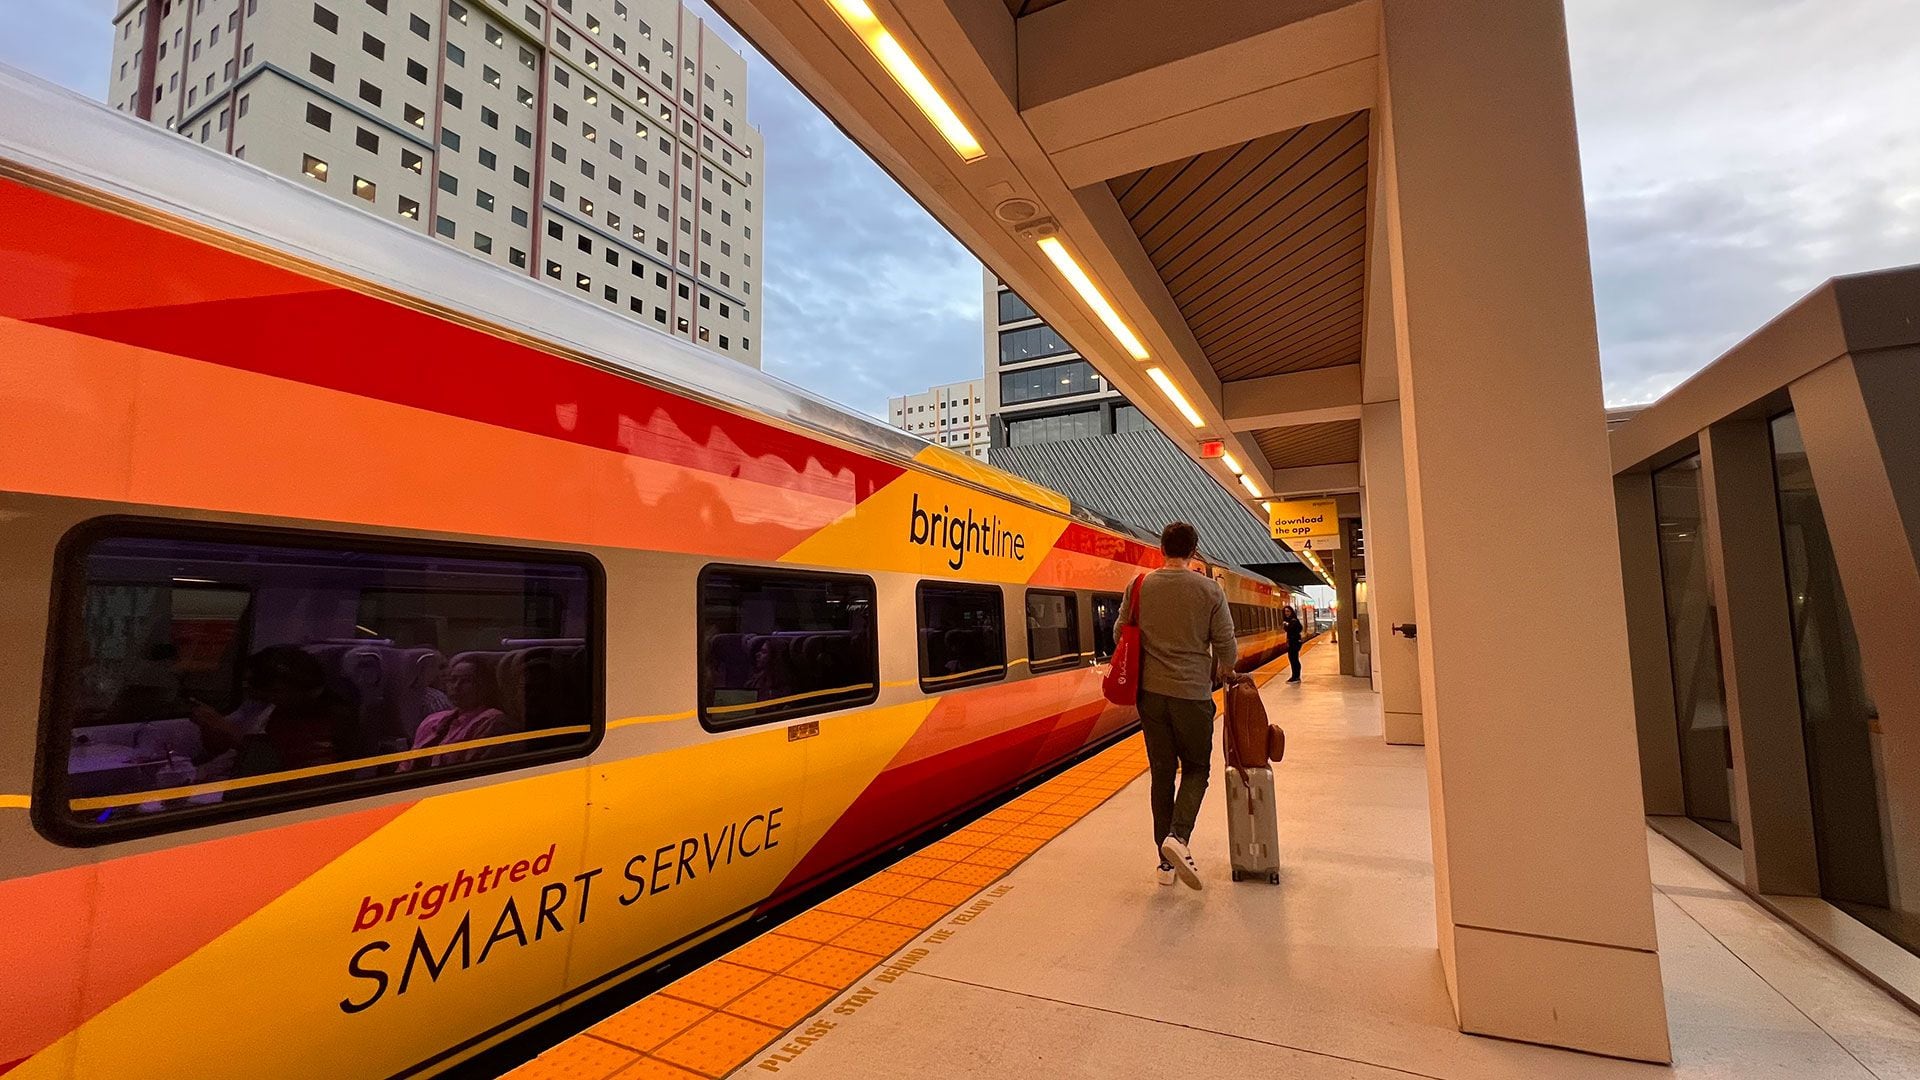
[991,428,1320,586]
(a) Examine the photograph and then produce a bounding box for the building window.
[476,190,495,212]
[510,247,527,267]
[410,13,430,38]
[917,583,1006,692]
[475,232,493,254]
[301,154,329,181]
[998,323,1076,365]
[1114,404,1152,434]
[447,42,465,66]
[997,290,1039,324]
[441,127,461,150]
[444,85,463,109]
[435,216,456,238]
[408,59,428,84]
[34,520,600,843]
[697,567,878,729]
[362,33,384,60]
[999,360,1101,405]
[405,104,426,128]
[1005,409,1101,446]
[304,103,332,131]
[309,53,335,82]
[313,4,338,32]
[1653,454,1737,847]
[398,195,420,219]
[352,176,376,201]
[438,172,459,195]
[358,78,383,105]
[401,148,424,174]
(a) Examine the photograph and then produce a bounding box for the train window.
[1024,589,1083,672]
[698,566,877,729]
[1091,592,1123,662]
[39,519,601,845]
[916,583,1006,692]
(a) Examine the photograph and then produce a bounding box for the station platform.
[504,643,1920,1080]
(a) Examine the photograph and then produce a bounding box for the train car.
[0,72,1292,1078]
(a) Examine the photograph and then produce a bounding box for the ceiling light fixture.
[1221,452,1243,476]
[1035,236,1150,361]
[1239,474,1262,498]
[827,0,985,162]
[1147,367,1204,427]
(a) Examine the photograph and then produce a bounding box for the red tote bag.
[1102,575,1146,706]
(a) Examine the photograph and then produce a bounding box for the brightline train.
[0,72,1300,1078]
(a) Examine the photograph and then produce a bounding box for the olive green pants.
[1139,689,1216,857]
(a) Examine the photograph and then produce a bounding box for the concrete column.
[1613,471,1684,815]
[1697,420,1821,895]
[1362,401,1423,744]
[1378,0,1669,1061]
[1789,346,1920,919]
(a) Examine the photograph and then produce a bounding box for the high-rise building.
[887,378,988,460]
[108,0,764,366]
[984,270,1150,446]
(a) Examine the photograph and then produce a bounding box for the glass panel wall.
[999,360,1102,405]
[1005,409,1101,446]
[997,324,1075,364]
[996,290,1038,324]
[1770,413,1910,952]
[1653,454,1739,846]
[1114,404,1152,433]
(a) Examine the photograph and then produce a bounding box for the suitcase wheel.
[1268,871,1280,885]
[1231,870,1244,883]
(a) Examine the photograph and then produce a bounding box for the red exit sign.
[1199,440,1225,459]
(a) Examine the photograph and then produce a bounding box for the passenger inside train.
[49,526,595,831]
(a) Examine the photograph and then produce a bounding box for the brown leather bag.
[1223,675,1281,769]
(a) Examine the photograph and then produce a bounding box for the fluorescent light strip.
[1036,236,1150,361]
[1147,367,1205,427]
[1221,452,1243,476]
[1239,474,1262,498]
[827,0,985,162]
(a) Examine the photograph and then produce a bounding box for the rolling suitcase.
[1225,766,1281,884]
[1221,675,1282,884]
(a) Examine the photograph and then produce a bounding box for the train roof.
[0,67,1274,585]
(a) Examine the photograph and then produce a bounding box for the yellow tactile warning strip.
[505,658,1299,1080]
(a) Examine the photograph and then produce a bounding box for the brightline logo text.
[908,493,1026,570]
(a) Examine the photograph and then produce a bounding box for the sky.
[4,0,1916,416]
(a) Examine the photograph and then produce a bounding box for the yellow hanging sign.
[1269,498,1340,544]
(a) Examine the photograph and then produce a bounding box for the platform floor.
[509,642,1920,1080]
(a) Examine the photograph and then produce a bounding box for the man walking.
[1283,605,1305,683]
[1119,522,1237,889]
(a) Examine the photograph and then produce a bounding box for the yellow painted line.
[706,683,879,717]
[0,794,30,810]
[68,723,595,811]
[605,709,696,730]
[505,729,1158,1080]
[498,648,1311,1080]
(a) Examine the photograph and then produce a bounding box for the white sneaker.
[1157,862,1176,887]
[1159,836,1202,890]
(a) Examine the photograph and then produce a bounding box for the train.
[0,71,1302,1078]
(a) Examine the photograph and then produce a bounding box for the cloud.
[1567,0,1920,404]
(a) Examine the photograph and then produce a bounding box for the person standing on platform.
[1283,605,1305,683]
[1119,521,1237,890]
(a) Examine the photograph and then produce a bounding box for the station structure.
[707,0,1668,1059]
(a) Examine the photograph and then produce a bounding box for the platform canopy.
[716,0,1377,514]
